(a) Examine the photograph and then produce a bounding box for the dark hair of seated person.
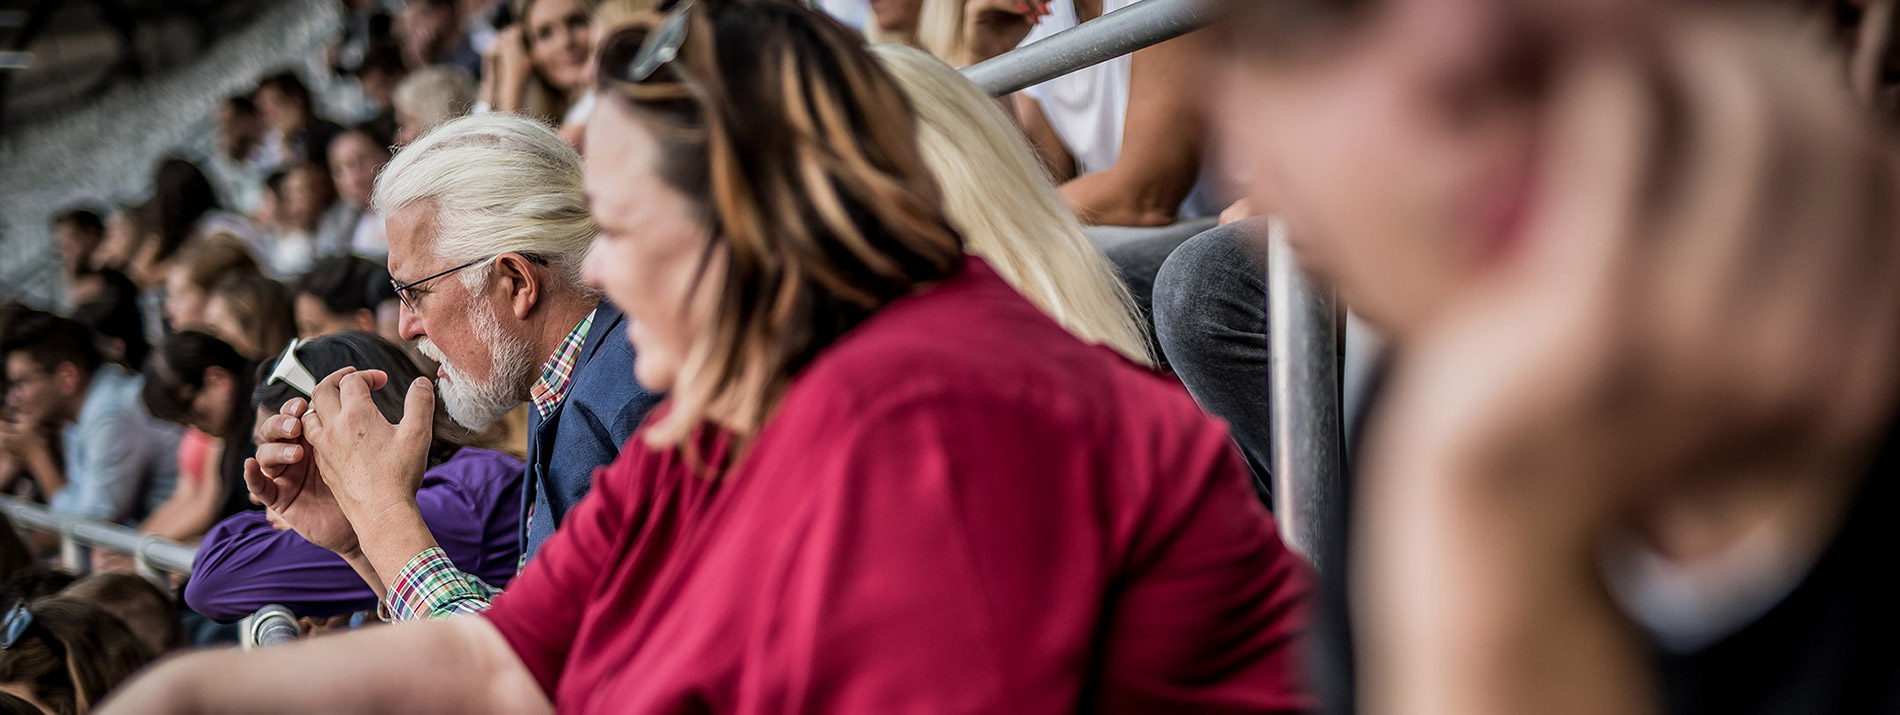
[252,331,482,468]
[0,595,155,715]
[140,331,262,522]
[62,573,185,657]
[0,570,76,607]
[0,313,101,380]
[293,255,392,327]
[69,268,148,370]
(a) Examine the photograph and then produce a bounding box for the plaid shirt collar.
[529,309,597,420]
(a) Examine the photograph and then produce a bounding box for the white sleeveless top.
[1018,0,1138,176]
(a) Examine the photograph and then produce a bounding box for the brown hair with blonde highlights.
[596,0,964,454]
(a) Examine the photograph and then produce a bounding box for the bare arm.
[1014,94,1079,184]
[140,440,224,542]
[1057,28,1209,227]
[98,616,549,715]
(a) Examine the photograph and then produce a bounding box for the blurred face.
[183,369,235,434]
[55,221,102,273]
[255,87,303,135]
[1219,0,1539,340]
[216,105,261,160]
[295,294,375,339]
[387,206,537,429]
[399,3,460,63]
[583,99,723,392]
[94,212,140,270]
[164,267,211,330]
[4,353,77,428]
[870,0,923,36]
[283,166,331,230]
[328,132,389,210]
[201,295,257,358]
[526,0,595,93]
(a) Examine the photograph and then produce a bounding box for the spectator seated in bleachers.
[68,269,151,373]
[325,123,396,258]
[0,595,155,715]
[161,233,264,334]
[63,573,187,658]
[0,313,179,525]
[102,5,1310,712]
[292,256,393,339]
[392,65,477,146]
[199,274,297,362]
[247,112,658,621]
[139,332,266,543]
[398,0,487,82]
[480,0,597,126]
[185,331,522,623]
[253,72,345,172]
[206,96,271,218]
[50,208,106,313]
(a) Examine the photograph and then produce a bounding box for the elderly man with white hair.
[243,112,658,620]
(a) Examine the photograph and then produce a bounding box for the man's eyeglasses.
[390,253,550,314]
[610,0,696,84]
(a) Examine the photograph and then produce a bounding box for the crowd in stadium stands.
[0,0,1897,713]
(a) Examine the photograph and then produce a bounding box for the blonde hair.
[372,113,597,293]
[597,4,963,455]
[393,66,477,134]
[916,0,971,65]
[872,44,1152,365]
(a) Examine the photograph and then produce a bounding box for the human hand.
[961,0,1051,66]
[1357,10,1900,712]
[299,368,434,538]
[0,418,45,458]
[490,24,533,110]
[244,397,360,555]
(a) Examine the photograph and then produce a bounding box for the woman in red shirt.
[99,2,1308,712]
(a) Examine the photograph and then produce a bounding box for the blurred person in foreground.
[1212,0,1900,713]
[101,3,1308,712]
[185,331,521,623]
[0,314,178,525]
[240,112,655,620]
[393,65,478,145]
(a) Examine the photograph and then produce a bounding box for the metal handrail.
[963,0,1217,97]
[1264,220,1343,565]
[2,495,196,575]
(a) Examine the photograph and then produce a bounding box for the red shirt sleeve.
[482,449,641,697]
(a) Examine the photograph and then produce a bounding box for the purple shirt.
[184,447,524,622]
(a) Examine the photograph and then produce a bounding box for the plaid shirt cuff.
[379,547,502,622]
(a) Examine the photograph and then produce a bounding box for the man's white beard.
[416,303,535,430]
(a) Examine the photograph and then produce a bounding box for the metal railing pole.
[3,496,197,575]
[1264,219,1343,566]
[964,0,1217,97]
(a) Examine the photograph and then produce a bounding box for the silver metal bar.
[963,0,1217,97]
[1264,219,1344,566]
[3,496,197,575]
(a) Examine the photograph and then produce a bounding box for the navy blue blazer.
[520,302,660,562]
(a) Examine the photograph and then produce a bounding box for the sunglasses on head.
[606,0,698,84]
